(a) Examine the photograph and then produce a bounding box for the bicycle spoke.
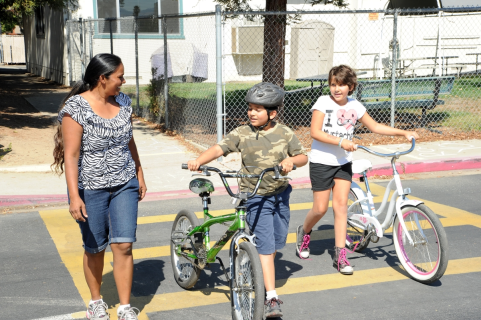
[401,210,439,274]
[234,249,256,320]
[174,216,195,281]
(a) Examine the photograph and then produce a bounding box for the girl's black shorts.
[309,162,352,191]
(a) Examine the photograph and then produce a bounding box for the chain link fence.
[67,6,481,150]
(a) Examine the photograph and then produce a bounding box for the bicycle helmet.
[245,82,284,109]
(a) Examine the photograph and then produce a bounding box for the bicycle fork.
[228,206,257,292]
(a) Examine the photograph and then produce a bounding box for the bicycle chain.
[178,246,207,270]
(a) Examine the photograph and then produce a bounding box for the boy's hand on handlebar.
[404,131,419,141]
[279,159,294,173]
[341,139,357,152]
[187,159,202,171]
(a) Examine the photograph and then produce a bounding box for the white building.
[23,0,481,86]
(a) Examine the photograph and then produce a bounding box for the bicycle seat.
[189,178,215,194]
[352,159,372,174]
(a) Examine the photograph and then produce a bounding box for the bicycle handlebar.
[181,164,296,199]
[357,138,415,158]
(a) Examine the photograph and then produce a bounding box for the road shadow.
[0,71,69,130]
[275,252,303,288]
[305,224,335,257]
[101,259,165,312]
[349,235,444,287]
[192,261,231,300]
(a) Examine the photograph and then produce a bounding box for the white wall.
[1,35,25,63]
[23,6,69,85]
[31,0,481,86]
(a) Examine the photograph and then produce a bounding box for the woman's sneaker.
[333,246,354,275]
[264,297,283,318]
[86,300,110,320]
[296,225,311,259]
[118,307,140,320]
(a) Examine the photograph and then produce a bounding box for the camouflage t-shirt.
[218,123,307,196]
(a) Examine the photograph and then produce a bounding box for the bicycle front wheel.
[393,204,448,284]
[170,209,202,289]
[231,241,265,320]
[347,188,370,252]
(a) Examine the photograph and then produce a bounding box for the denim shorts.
[245,185,292,255]
[69,177,139,254]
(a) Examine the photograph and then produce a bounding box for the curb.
[353,156,481,178]
[0,164,52,172]
[0,194,68,207]
[2,156,481,208]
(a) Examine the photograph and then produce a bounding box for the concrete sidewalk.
[1,66,481,207]
[2,126,481,207]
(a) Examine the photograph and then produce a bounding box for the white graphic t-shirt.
[310,95,366,166]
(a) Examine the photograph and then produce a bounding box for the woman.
[52,53,147,320]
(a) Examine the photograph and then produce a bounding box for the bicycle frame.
[179,200,247,265]
[348,140,424,245]
[175,164,282,266]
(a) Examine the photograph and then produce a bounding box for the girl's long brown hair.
[51,53,122,175]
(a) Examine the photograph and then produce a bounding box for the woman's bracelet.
[338,137,344,148]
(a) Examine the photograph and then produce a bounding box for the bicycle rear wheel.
[231,241,264,320]
[393,204,448,284]
[171,209,202,289]
[346,188,370,252]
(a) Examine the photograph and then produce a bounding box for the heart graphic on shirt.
[337,109,358,131]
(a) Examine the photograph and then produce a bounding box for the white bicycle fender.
[400,199,424,208]
[350,182,370,214]
[349,214,384,237]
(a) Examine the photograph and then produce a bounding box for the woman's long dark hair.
[52,53,123,175]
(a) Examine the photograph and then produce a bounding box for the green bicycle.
[171,164,291,320]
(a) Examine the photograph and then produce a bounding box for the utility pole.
[0,20,3,63]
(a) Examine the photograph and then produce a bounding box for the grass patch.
[121,76,481,132]
[452,77,481,99]
[438,110,481,131]
[0,143,12,160]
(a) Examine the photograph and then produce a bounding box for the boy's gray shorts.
[245,185,292,255]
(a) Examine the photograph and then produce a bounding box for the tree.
[0,0,72,34]
[215,0,348,88]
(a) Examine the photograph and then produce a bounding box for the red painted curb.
[0,194,68,207]
[353,156,481,178]
[2,156,480,208]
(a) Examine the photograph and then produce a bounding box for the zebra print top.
[58,92,136,190]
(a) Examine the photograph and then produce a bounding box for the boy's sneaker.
[333,246,354,275]
[118,307,140,320]
[296,225,311,259]
[264,297,283,318]
[86,300,110,320]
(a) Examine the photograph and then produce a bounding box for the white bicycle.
[346,139,448,284]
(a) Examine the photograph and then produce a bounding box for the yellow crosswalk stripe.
[137,197,385,225]
[39,182,481,319]
[65,256,481,319]
[137,256,481,314]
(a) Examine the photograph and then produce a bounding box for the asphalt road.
[1,173,480,320]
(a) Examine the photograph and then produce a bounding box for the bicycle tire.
[231,241,265,320]
[170,209,202,289]
[393,204,448,284]
[346,188,370,252]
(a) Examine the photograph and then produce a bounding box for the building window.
[96,0,180,35]
[35,6,45,37]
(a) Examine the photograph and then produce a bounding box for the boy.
[187,82,308,318]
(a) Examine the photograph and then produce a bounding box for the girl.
[52,53,146,319]
[296,65,419,274]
